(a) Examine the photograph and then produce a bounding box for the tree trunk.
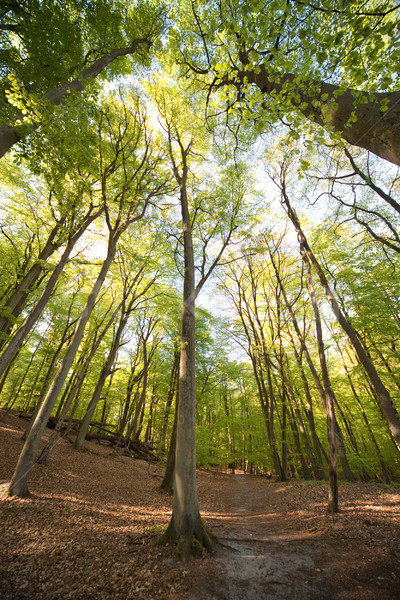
[288,337,326,479]
[36,301,122,464]
[7,235,118,497]
[303,252,339,513]
[74,312,128,451]
[125,345,149,444]
[144,382,157,443]
[0,209,100,378]
[21,324,74,442]
[0,42,150,158]
[338,344,394,484]
[160,148,215,559]
[236,59,400,166]
[160,390,179,494]
[280,182,400,455]
[0,218,65,346]
[160,349,179,453]
[0,331,46,413]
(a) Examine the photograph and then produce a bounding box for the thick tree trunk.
[236,59,400,166]
[7,236,118,497]
[160,150,215,559]
[0,42,150,158]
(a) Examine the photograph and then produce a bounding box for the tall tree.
[73,249,158,451]
[155,81,246,557]
[172,0,400,165]
[277,165,400,455]
[6,95,169,497]
[0,0,164,157]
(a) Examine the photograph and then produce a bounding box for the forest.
[1,0,400,577]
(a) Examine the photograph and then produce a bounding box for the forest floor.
[1,411,400,600]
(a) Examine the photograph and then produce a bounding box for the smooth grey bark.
[0,209,101,378]
[162,155,206,556]
[7,235,118,496]
[280,180,400,455]
[160,140,215,558]
[235,57,400,166]
[0,41,150,159]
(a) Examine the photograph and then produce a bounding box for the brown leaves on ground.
[1,410,400,600]
[0,412,184,600]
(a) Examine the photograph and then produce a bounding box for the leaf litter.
[1,410,399,600]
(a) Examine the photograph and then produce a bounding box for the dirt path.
[190,475,326,599]
[185,474,400,600]
[1,414,399,600]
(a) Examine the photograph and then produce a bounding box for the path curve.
[186,474,339,600]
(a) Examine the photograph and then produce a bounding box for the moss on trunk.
[158,515,216,560]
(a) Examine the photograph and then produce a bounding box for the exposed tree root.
[158,515,216,560]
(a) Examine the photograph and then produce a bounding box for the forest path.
[1,415,399,600]
[188,473,328,600]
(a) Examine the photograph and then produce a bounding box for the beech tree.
[0,0,164,158]
[74,248,159,452]
[276,168,400,455]
[172,0,400,165]
[2,0,400,562]
[154,81,247,557]
[6,94,170,497]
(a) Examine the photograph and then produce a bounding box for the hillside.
[1,411,400,600]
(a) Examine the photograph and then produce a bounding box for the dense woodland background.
[1,0,400,516]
